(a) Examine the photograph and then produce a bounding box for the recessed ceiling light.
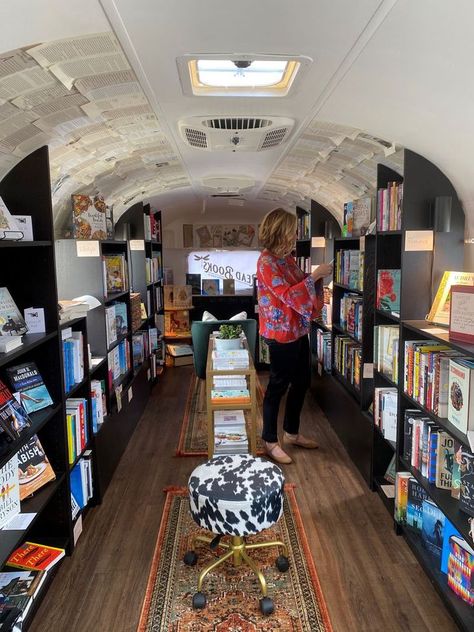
[177,54,312,97]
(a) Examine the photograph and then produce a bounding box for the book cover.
[447,535,474,605]
[459,448,474,517]
[6,362,53,414]
[451,440,462,499]
[0,569,44,609]
[104,255,127,293]
[6,542,65,572]
[185,274,201,295]
[352,197,373,237]
[0,288,28,336]
[427,271,474,326]
[394,472,411,524]
[72,194,107,240]
[376,270,401,313]
[0,197,21,239]
[202,279,219,296]
[447,358,474,433]
[441,519,462,574]
[406,478,427,532]
[164,310,190,337]
[0,455,20,529]
[17,436,56,501]
[223,278,235,295]
[435,431,455,489]
[0,397,30,439]
[421,499,445,561]
[113,302,128,337]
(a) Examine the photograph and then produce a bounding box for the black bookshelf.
[295,206,311,273]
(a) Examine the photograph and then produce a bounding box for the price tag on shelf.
[128,387,133,403]
[363,363,374,379]
[404,230,434,252]
[76,240,100,257]
[130,239,145,251]
[61,327,72,340]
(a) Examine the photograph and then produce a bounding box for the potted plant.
[214,324,243,350]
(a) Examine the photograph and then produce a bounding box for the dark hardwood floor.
[30,367,458,632]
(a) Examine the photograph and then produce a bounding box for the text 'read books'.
[0,455,20,529]
[72,194,108,240]
[0,380,31,440]
[447,535,474,605]
[6,542,65,572]
[427,271,474,326]
[17,436,55,501]
[376,270,401,315]
[0,569,46,624]
[5,362,53,414]
[447,358,474,435]
[0,288,28,336]
[61,331,85,393]
[421,499,445,561]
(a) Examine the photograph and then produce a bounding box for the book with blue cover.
[421,499,445,560]
[406,478,427,532]
[5,362,53,414]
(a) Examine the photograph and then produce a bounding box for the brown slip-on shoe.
[264,442,293,464]
[283,432,319,449]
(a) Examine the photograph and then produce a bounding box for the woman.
[257,208,332,464]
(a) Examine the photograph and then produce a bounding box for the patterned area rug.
[176,374,265,456]
[137,485,333,632]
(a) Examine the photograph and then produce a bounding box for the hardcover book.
[376,270,401,313]
[113,302,128,336]
[427,271,474,326]
[0,397,30,438]
[164,310,190,337]
[406,478,427,532]
[0,569,45,611]
[0,455,20,529]
[447,535,474,605]
[435,431,455,490]
[394,472,411,524]
[351,197,373,237]
[103,255,127,293]
[441,519,462,574]
[6,543,65,572]
[459,448,474,517]
[17,436,56,501]
[223,278,235,295]
[0,288,28,336]
[185,274,201,295]
[451,440,462,499]
[202,279,219,296]
[0,197,21,240]
[421,499,445,561]
[72,194,107,240]
[447,358,474,434]
[5,362,53,414]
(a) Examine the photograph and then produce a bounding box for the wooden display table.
[205,336,257,457]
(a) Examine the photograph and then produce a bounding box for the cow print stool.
[184,454,289,615]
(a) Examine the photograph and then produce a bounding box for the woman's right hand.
[311,262,333,281]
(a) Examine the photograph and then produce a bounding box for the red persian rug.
[176,374,265,456]
[137,485,333,632]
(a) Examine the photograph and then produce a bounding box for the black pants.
[262,335,311,443]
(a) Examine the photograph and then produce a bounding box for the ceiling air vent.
[179,116,294,151]
[184,127,207,148]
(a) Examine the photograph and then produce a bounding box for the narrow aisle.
[29,367,457,632]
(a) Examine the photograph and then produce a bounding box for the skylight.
[177,54,311,97]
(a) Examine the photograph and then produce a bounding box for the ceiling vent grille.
[184,127,207,148]
[202,118,272,130]
[179,116,294,151]
[261,127,289,149]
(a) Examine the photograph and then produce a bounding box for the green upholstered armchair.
[191,319,257,379]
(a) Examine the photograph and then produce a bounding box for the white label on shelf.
[61,327,72,340]
[24,307,46,333]
[450,291,474,339]
[130,239,145,251]
[1,512,36,530]
[404,230,434,252]
[363,363,374,379]
[128,387,133,403]
[421,327,448,335]
[147,369,151,381]
[76,240,100,257]
[311,237,326,248]
[73,514,83,545]
[359,236,366,251]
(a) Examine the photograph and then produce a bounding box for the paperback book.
[0,455,20,529]
[17,436,56,501]
[406,478,427,532]
[459,447,474,517]
[72,194,107,240]
[0,288,28,336]
[447,358,474,434]
[202,279,219,296]
[447,535,474,605]
[5,362,53,414]
[421,499,445,560]
[376,270,401,314]
[6,543,65,572]
[185,274,201,295]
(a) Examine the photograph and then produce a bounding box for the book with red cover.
[6,543,65,572]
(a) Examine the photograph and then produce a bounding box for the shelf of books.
[295,206,311,273]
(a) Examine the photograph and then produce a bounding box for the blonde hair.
[259,208,297,257]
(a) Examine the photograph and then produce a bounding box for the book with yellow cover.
[427,271,474,325]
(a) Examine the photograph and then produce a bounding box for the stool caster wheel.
[276,555,289,572]
[183,551,198,566]
[192,592,206,609]
[259,596,274,615]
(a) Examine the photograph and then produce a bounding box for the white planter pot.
[214,337,241,351]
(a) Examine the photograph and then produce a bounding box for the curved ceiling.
[0,1,473,242]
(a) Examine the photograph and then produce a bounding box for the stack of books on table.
[214,409,248,455]
[212,349,249,371]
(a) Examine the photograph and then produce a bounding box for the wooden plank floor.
[30,367,458,632]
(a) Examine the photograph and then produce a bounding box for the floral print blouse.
[256,250,322,343]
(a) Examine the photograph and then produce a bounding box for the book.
[406,478,427,532]
[0,197,21,239]
[164,285,193,309]
[459,448,474,517]
[185,274,201,295]
[0,569,45,612]
[451,440,462,499]
[17,435,55,500]
[0,455,20,529]
[394,472,411,524]
[421,499,445,560]
[427,271,474,326]
[103,255,128,294]
[72,194,107,240]
[449,284,474,343]
[202,279,219,296]
[0,337,23,353]
[0,288,28,336]
[6,543,65,572]
[435,432,455,489]
[5,362,53,414]
[351,197,373,237]
[376,270,401,314]
[223,279,235,295]
[164,310,190,337]
[113,302,128,337]
[447,535,474,605]
[447,358,474,434]
[0,396,30,438]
